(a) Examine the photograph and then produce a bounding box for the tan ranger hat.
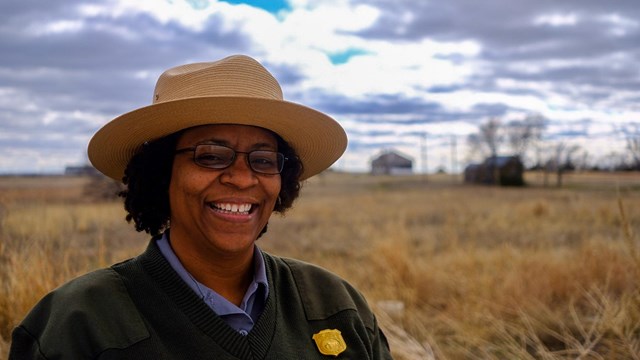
[88,55,347,181]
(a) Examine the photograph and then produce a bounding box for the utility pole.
[421,132,428,182]
[451,135,457,175]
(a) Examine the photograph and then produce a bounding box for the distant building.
[371,150,413,175]
[64,165,100,176]
[464,156,524,186]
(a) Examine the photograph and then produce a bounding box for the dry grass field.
[1,171,639,359]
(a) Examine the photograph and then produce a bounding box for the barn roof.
[484,155,522,167]
[371,149,413,165]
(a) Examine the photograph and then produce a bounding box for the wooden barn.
[371,150,413,175]
[464,156,524,186]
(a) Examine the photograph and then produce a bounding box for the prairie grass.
[0,172,639,359]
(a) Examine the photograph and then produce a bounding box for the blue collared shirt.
[157,233,269,335]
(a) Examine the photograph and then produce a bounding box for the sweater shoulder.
[266,254,375,330]
[15,267,148,358]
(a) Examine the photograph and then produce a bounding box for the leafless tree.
[545,142,581,187]
[467,115,546,167]
[467,117,503,161]
[505,114,546,163]
[573,150,591,171]
[481,117,502,158]
[621,123,640,170]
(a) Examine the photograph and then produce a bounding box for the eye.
[194,146,233,167]
[250,152,278,170]
[196,152,223,161]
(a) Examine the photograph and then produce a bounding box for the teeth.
[212,203,252,214]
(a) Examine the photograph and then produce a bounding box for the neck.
[171,239,255,307]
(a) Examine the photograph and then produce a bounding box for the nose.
[219,153,259,188]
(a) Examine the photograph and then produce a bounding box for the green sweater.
[10,240,392,359]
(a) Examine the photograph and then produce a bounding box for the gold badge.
[312,329,347,357]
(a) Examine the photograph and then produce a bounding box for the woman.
[10,55,393,359]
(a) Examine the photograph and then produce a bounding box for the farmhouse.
[464,155,524,186]
[371,150,413,175]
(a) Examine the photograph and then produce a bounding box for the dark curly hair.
[119,128,303,237]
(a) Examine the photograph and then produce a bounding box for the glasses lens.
[249,151,284,174]
[194,145,234,168]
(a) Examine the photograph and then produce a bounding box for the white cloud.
[533,13,579,27]
[2,0,639,173]
[600,13,638,27]
[0,87,39,112]
[31,20,86,35]
[109,0,216,28]
[292,38,480,98]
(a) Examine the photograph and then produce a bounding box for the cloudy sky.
[1,0,639,174]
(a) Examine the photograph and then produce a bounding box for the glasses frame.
[175,144,287,175]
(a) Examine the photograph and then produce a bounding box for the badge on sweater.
[312,329,346,357]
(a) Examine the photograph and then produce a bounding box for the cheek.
[167,177,184,216]
[168,165,183,203]
[270,176,282,196]
[168,166,201,210]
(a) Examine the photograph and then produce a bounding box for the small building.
[464,156,524,186]
[371,150,413,175]
[64,165,100,176]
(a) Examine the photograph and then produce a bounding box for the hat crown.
[89,54,347,182]
[153,55,284,104]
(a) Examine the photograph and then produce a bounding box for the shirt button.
[239,329,248,336]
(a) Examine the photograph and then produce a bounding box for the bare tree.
[481,117,502,159]
[621,123,640,170]
[467,117,503,161]
[505,114,546,163]
[545,142,581,187]
[467,114,547,168]
[573,150,591,171]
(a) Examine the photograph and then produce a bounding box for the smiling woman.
[9,55,392,359]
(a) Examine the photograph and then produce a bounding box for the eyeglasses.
[175,144,286,175]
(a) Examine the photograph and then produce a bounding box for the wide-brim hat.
[88,55,347,181]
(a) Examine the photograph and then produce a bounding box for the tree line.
[467,115,640,171]
[466,115,640,186]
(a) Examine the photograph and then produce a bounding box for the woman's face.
[168,124,281,259]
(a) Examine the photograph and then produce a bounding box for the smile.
[210,202,253,215]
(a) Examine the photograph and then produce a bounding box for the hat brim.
[88,96,347,181]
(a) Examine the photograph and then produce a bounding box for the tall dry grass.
[0,172,639,359]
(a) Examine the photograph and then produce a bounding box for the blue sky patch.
[217,0,290,14]
[327,48,370,65]
[186,0,210,10]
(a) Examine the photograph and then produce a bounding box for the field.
[1,171,639,359]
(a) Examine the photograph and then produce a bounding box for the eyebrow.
[197,139,277,151]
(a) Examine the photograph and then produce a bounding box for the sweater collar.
[138,237,277,360]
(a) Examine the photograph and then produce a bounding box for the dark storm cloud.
[360,0,640,47]
[1,5,250,112]
[356,0,640,119]
[0,133,87,151]
[1,1,249,70]
[0,0,257,171]
[261,60,307,89]
[1,0,637,172]
[315,93,443,117]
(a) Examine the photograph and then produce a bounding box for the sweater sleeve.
[371,315,394,360]
[281,257,393,359]
[8,268,149,359]
[9,326,48,360]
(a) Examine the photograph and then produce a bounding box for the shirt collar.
[156,232,269,309]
